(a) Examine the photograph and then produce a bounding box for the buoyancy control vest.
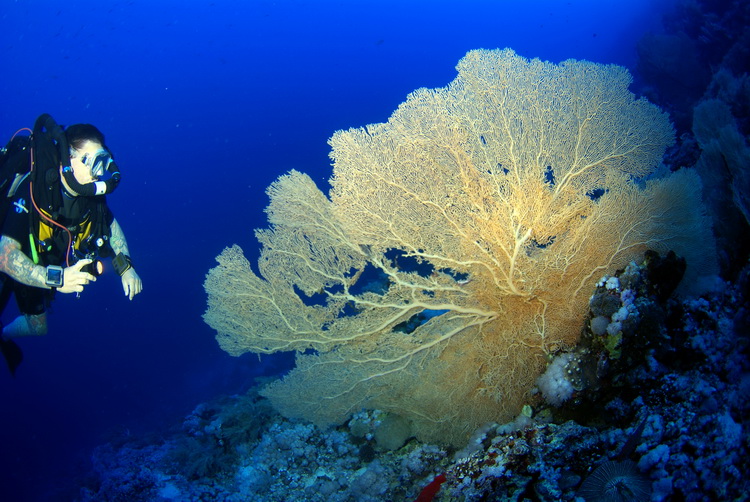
[1,114,120,267]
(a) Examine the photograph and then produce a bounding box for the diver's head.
[68,140,110,184]
[62,123,121,196]
[65,123,107,150]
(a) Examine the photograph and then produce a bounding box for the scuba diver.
[0,114,142,375]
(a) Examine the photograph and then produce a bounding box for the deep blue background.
[0,0,674,499]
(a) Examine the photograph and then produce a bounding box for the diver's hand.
[121,267,142,300]
[56,259,97,294]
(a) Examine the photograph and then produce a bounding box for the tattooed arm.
[0,235,47,288]
[0,235,95,293]
[109,219,142,300]
[109,218,131,256]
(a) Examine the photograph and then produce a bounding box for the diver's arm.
[0,235,47,288]
[0,235,95,293]
[109,218,131,256]
[109,219,142,300]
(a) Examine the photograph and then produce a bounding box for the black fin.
[0,334,23,376]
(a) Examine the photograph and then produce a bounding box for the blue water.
[0,1,676,499]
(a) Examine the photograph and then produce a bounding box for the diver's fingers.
[56,282,85,294]
[64,261,96,285]
[122,275,142,300]
[71,259,93,271]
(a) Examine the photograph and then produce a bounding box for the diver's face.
[69,140,103,184]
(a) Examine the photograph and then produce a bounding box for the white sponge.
[536,353,576,406]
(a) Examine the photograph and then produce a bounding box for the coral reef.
[635,0,750,135]
[636,0,750,278]
[82,253,749,501]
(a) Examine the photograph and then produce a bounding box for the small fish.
[414,473,447,502]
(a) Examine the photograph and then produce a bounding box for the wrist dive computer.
[45,265,64,288]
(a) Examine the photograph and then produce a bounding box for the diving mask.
[74,148,112,179]
[65,146,121,197]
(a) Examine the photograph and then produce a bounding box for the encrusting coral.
[204,48,716,446]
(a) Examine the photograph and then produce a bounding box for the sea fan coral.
[577,460,651,502]
[204,48,716,445]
